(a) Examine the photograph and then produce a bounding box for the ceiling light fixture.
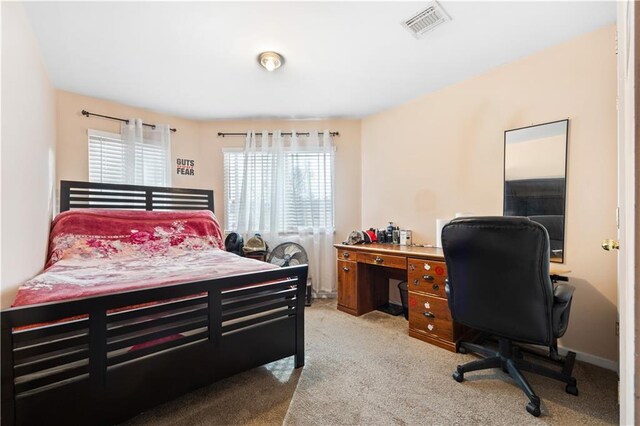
[258,51,284,72]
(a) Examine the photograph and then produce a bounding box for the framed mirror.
[503,119,568,263]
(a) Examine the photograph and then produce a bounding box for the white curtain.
[234,130,336,297]
[121,118,172,186]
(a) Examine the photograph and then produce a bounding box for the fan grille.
[268,242,309,267]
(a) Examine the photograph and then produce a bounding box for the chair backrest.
[442,216,554,346]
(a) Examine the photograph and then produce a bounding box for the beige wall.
[1,2,57,308]
[362,25,618,364]
[636,3,639,419]
[40,25,620,365]
[56,91,362,247]
[633,4,640,424]
[56,91,204,191]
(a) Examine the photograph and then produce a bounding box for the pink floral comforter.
[13,209,277,307]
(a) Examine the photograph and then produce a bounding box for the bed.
[0,181,308,426]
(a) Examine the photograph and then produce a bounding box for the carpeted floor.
[126,299,619,425]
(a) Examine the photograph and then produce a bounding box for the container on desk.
[400,230,412,246]
[436,219,449,248]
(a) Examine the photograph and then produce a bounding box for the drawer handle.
[343,267,350,272]
[413,279,419,285]
[432,284,440,291]
[423,275,434,282]
[423,311,435,319]
[343,252,350,258]
[374,256,384,263]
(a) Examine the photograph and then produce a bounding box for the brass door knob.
[602,239,620,251]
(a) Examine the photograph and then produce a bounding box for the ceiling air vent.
[401,1,451,39]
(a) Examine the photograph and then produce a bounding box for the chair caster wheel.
[526,402,541,417]
[458,346,467,354]
[565,384,579,396]
[452,370,464,383]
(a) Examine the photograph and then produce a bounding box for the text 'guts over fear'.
[177,159,195,176]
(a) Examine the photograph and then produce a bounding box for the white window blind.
[88,129,169,186]
[223,148,335,232]
[88,130,128,184]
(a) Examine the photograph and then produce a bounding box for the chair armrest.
[554,283,575,304]
[552,283,575,338]
[445,279,453,314]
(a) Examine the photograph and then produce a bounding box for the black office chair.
[441,216,577,417]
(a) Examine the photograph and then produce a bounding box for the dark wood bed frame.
[1,181,308,426]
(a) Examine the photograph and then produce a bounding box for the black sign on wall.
[177,159,195,176]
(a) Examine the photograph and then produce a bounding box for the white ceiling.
[23,1,616,120]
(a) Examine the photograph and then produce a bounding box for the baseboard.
[558,345,618,372]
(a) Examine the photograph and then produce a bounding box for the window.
[223,148,335,232]
[88,129,170,187]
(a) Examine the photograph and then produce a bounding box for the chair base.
[453,338,578,417]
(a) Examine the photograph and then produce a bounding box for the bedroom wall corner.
[1,2,57,308]
[55,93,364,246]
[55,90,204,194]
[360,25,618,367]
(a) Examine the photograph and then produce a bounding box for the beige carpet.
[126,299,618,425]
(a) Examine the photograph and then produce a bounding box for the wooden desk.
[334,243,569,352]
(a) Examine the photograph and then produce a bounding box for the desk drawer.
[359,252,406,269]
[408,292,453,340]
[337,249,358,262]
[337,260,358,312]
[407,258,447,298]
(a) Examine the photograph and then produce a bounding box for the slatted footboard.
[1,265,307,426]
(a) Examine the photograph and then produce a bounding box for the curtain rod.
[81,110,177,133]
[217,131,339,138]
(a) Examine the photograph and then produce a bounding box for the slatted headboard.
[60,180,214,212]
